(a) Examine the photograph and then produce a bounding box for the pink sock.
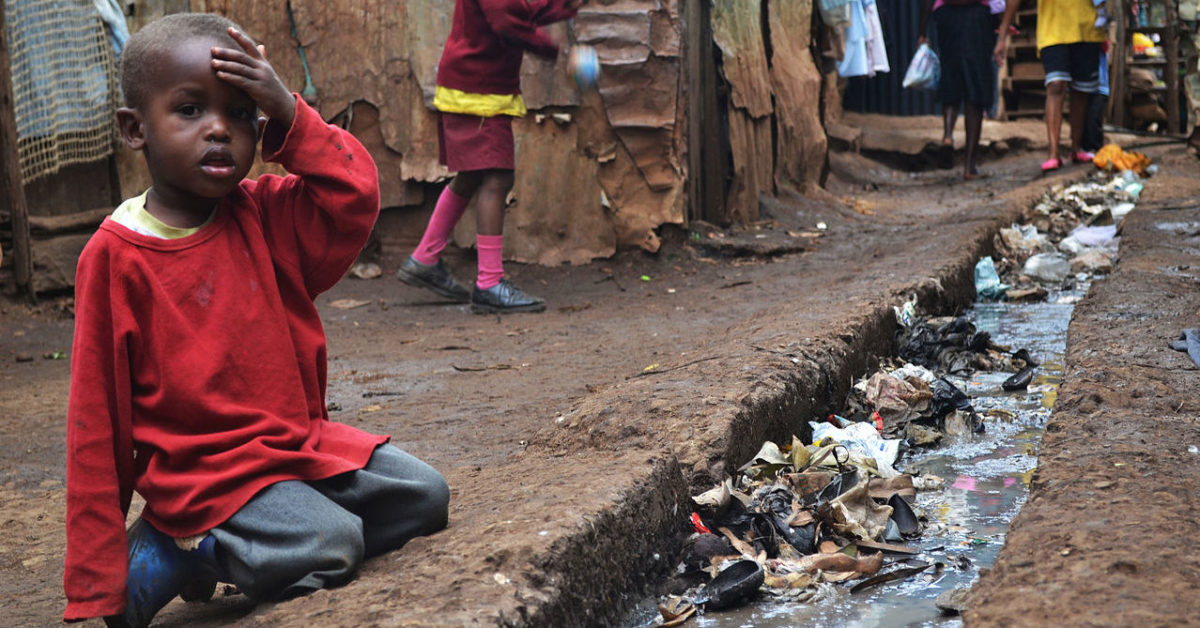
[412,187,470,265]
[476,234,504,289]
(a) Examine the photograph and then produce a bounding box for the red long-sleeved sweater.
[63,98,386,621]
[436,0,578,95]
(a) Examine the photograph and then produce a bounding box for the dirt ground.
[1,123,1193,627]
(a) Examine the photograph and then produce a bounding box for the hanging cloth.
[863,0,890,76]
[837,0,869,77]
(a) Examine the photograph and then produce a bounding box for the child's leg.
[411,173,483,265]
[208,480,366,601]
[308,444,450,558]
[467,168,544,312]
[474,169,515,289]
[398,173,485,302]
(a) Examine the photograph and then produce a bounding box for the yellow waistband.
[433,86,526,118]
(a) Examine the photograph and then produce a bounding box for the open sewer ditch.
[627,160,1149,628]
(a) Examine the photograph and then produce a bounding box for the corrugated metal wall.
[843,0,937,116]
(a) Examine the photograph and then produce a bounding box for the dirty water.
[630,288,1083,628]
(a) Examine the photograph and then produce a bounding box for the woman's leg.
[942,104,959,144]
[964,102,984,177]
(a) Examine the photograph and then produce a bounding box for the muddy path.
[0,144,1130,627]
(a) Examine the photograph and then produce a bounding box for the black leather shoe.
[471,279,546,314]
[396,256,470,302]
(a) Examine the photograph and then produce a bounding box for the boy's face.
[121,36,258,206]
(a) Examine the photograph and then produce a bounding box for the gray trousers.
[207,444,449,600]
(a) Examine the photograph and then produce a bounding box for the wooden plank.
[1165,1,1180,134]
[28,208,112,235]
[0,0,33,296]
[1112,3,1126,126]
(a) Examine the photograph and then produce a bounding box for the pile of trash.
[974,154,1153,303]
[651,303,1037,625]
[654,436,943,625]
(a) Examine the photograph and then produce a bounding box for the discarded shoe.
[470,279,546,314]
[396,256,470,302]
[1002,366,1035,391]
[1011,348,1039,368]
[111,519,221,628]
[1040,157,1062,174]
[887,493,921,537]
[696,559,764,611]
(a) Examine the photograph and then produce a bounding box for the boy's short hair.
[120,13,242,109]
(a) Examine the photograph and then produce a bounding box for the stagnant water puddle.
[631,288,1083,628]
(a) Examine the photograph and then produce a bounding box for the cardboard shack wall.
[119,0,826,265]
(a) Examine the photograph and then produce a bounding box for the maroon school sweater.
[436,0,578,95]
[63,98,386,621]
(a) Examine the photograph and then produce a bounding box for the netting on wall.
[6,0,119,183]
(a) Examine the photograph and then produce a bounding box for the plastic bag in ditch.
[974,256,1009,300]
[1022,253,1071,283]
[929,378,972,421]
[810,421,902,472]
[751,485,818,554]
[1069,224,1118,248]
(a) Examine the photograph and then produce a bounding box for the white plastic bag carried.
[902,42,940,91]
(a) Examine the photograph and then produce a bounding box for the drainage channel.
[628,287,1078,628]
[625,166,1142,628]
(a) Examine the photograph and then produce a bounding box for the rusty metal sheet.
[769,0,825,191]
[711,0,772,119]
[452,114,616,265]
[725,112,771,223]
[346,102,425,208]
[519,21,582,110]
[159,0,686,261]
[576,5,682,195]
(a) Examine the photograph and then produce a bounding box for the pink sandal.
[1040,157,1062,173]
[1071,150,1095,164]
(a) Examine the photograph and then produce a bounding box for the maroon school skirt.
[437,112,515,172]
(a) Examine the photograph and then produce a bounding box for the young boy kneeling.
[63,14,449,627]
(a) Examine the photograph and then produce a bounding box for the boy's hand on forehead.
[210,27,296,130]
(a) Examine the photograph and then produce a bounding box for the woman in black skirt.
[919,0,1001,180]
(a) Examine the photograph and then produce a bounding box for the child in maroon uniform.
[396,0,584,313]
[64,14,449,627]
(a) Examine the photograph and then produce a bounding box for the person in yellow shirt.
[995,0,1106,172]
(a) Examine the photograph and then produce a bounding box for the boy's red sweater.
[63,98,386,621]
[436,0,578,95]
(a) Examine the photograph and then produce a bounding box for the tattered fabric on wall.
[5,0,120,183]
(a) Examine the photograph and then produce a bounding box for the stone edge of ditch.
[519,183,1053,628]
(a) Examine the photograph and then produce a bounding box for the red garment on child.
[438,112,515,171]
[63,98,386,621]
[435,0,578,96]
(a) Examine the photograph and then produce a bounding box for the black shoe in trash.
[396,256,470,302]
[471,279,546,314]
